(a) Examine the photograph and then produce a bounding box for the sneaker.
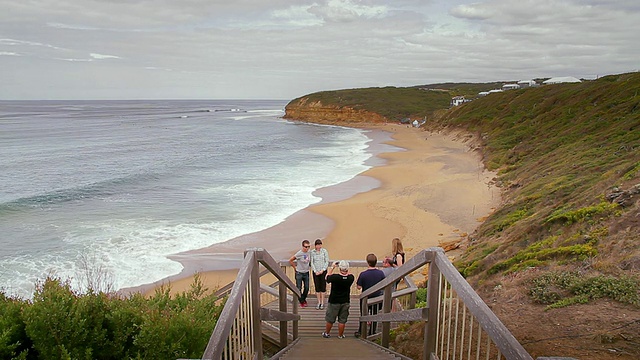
[300,301,307,308]
[319,304,324,310]
[316,304,321,310]
[337,335,346,339]
[322,332,331,338]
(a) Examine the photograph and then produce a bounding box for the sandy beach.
[132,123,499,296]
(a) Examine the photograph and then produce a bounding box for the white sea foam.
[0,99,381,299]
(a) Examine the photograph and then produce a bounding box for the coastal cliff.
[283,97,389,124]
[283,86,452,124]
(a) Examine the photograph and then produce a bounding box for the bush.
[4,274,223,359]
[415,288,427,308]
[0,293,30,359]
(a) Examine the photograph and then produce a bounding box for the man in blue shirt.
[356,253,385,336]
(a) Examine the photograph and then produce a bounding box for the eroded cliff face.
[283,97,388,125]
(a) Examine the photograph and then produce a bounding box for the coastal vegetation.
[286,72,640,301]
[285,72,640,358]
[0,275,222,359]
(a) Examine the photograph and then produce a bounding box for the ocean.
[0,99,393,299]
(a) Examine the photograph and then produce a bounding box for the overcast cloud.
[1,0,638,100]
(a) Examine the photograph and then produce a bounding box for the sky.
[1,0,639,100]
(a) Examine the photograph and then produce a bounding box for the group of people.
[288,237,405,339]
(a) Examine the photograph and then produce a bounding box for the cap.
[338,260,349,271]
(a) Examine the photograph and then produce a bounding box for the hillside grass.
[427,73,640,305]
[288,86,451,120]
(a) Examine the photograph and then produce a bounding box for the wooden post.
[360,297,368,337]
[279,278,288,348]
[249,250,263,360]
[425,254,441,359]
[381,285,393,347]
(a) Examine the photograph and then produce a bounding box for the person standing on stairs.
[289,239,311,307]
[310,239,330,310]
[391,237,405,267]
[356,253,385,336]
[322,260,354,339]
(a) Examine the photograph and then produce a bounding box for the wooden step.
[278,337,401,359]
[264,296,363,338]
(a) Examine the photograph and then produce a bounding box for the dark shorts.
[325,302,350,324]
[312,270,327,292]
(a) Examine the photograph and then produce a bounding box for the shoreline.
[123,123,500,296]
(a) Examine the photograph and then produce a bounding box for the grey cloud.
[449,4,494,20]
[0,0,638,100]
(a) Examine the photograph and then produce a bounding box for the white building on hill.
[517,80,539,88]
[451,96,468,106]
[502,83,520,91]
[543,76,582,84]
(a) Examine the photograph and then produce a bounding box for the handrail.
[432,249,532,360]
[201,248,301,360]
[202,251,256,360]
[357,247,534,360]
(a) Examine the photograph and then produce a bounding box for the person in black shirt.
[322,260,354,339]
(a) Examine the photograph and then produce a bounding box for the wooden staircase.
[264,296,407,359]
[264,296,360,338]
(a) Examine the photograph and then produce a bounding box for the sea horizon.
[0,99,397,299]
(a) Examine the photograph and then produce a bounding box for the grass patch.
[529,271,640,310]
[456,244,498,277]
[488,236,597,275]
[546,201,619,225]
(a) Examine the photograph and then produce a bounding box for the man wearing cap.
[322,260,354,338]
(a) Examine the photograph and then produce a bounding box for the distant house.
[478,91,490,97]
[488,89,504,94]
[517,79,538,88]
[450,96,468,106]
[543,76,582,85]
[502,83,520,91]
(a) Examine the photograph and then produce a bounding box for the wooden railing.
[201,247,544,360]
[358,247,533,360]
[202,248,301,360]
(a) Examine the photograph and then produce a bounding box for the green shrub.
[7,274,223,360]
[0,293,30,359]
[132,277,222,359]
[488,235,598,275]
[546,202,618,225]
[21,277,121,360]
[415,288,427,308]
[529,271,640,309]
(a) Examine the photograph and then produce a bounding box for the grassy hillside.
[288,86,451,120]
[418,72,640,359]
[428,73,639,287]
